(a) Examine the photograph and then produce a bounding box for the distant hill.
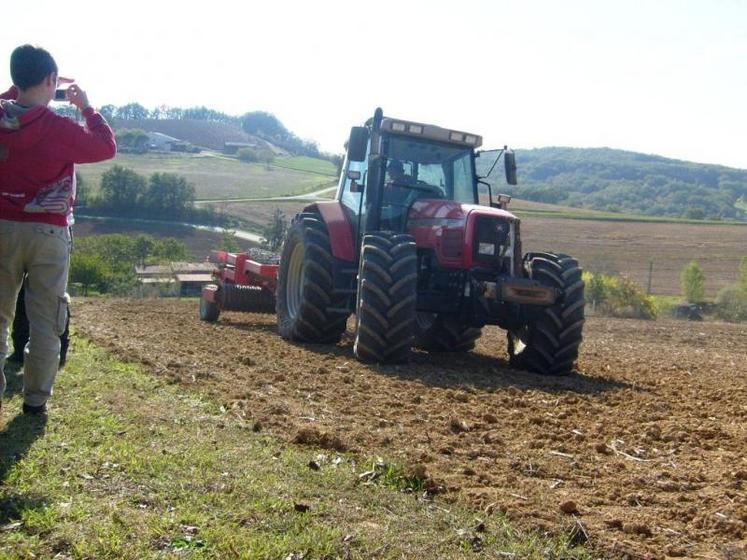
[478,147,747,221]
[111,118,284,154]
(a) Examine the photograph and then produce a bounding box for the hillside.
[111,118,281,153]
[478,147,747,221]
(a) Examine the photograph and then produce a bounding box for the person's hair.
[10,45,58,90]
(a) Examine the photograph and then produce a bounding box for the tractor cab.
[338,111,517,239]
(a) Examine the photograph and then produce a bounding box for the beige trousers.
[0,219,71,407]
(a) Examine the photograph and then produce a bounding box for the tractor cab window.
[385,137,476,205]
[340,149,369,214]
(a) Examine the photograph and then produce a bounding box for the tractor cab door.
[339,139,370,250]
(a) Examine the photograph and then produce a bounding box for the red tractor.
[201,109,584,375]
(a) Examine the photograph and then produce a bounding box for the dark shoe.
[22,402,47,416]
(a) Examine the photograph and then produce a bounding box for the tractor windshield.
[385,136,476,204]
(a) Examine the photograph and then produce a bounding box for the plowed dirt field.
[75,299,747,559]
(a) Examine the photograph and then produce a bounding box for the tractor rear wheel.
[353,232,418,363]
[277,210,349,343]
[508,252,585,375]
[415,315,482,353]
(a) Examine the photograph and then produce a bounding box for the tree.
[75,172,91,206]
[100,104,116,122]
[134,234,155,267]
[221,230,240,252]
[262,208,288,252]
[100,166,146,210]
[116,129,150,153]
[153,238,188,262]
[739,257,747,293]
[69,253,110,295]
[681,261,706,303]
[144,173,195,218]
[116,102,149,120]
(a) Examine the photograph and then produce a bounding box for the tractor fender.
[305,201,356,262]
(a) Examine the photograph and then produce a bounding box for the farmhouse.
[135,262,214,296]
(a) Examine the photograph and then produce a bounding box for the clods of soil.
[75,299,747,558]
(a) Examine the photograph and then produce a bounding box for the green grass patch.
[0,338,591,559]
[78,152,336,201]
[272,156,337,177]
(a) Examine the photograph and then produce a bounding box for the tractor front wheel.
[508,252,585,375]
[353,232,418,363]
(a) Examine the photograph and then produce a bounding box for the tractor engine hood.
[406,200,519,269]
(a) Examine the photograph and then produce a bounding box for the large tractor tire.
[508,252,585,375]
[415,315,482,353]
[277,211,350,343]
[353,232,418,363]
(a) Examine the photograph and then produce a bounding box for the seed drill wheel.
[276,210,350,343]
[353,232,418,363]
[199,284,221,322]
[415,314,482,353]
[508,252,585,375]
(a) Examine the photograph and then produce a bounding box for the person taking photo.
[0,44,116,416]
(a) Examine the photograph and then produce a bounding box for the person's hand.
[58,76,75,85]
[65,84,90,111]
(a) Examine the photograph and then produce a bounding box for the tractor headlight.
[473,217,512,262]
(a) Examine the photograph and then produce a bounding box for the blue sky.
[3,0,745,168]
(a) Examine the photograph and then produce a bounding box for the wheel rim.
[286,242,304,320]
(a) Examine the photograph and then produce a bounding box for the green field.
[78,152,337,201]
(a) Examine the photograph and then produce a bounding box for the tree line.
[77,166,241,228]
[478,147,747,221]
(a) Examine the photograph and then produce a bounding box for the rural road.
[194,185,337,206]
[76,214,265,244]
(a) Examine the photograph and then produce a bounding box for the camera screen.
[54,89,67,101]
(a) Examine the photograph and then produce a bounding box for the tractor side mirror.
[505,149,517,185]
[348,126,369,162]
[348,170,364,193]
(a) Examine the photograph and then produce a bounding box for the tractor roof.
[379,117,482,149]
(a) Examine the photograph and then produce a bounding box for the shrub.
[715,285,747,322]
[681,261,706,303]
[583,271,657,320]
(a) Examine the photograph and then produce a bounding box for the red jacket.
[0,86,116,226]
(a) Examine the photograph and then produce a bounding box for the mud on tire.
[353,232,418,363]
[277,210,350,343]
[415,315,482,353]
[508,252,585,375]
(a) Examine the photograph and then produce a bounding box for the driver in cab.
[383,159,418,229]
